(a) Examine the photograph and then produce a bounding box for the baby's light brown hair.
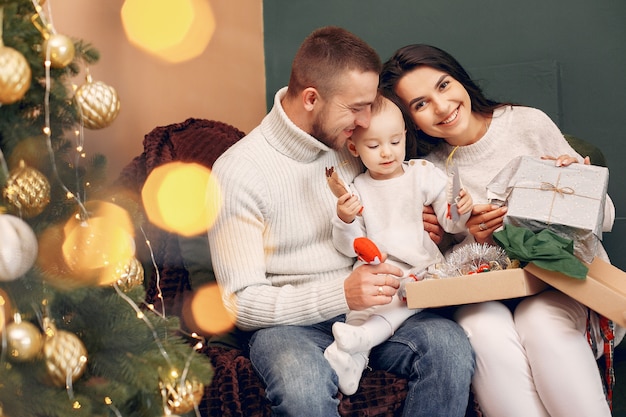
[353,93,404,139]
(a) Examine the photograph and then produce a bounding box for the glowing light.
[37,223,87,289]
[141,162,221,237]
[182,283,236,335]
[62,201,135,274]
[0,291,11,333]
[121,0,215,63]
[36,201,137,288]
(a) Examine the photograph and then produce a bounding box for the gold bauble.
[160,378,205,415]
[75,75,121,129]
[0,45,32,104]
[43,327,88,387]
[7,135,52,174]
[6,320,43,362]
[42,33,75,69]
[103,256,144,290]
[2,160,51,218]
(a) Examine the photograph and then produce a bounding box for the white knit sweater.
[332,160,469,274]
[426,105,615,254]
[208,87,363,330]
[426,105,623,344]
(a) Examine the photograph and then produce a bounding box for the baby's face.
[350,101,406,180]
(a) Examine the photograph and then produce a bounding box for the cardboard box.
[487,156,608,263]
[525,258,626,328]
[405,268,548,309]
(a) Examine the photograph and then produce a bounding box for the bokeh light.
[37,223,87,289]
[182,282,235,335]
[0,289,12,333]
[37,201,136,288]
[121,0,215,63]
[141,162,221,237]
[62,201,135,274]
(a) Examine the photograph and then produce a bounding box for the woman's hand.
[541,154,591,166]
[466,203,508,244]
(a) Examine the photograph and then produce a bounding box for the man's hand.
[423,205,444,245]
[344,262,402,311]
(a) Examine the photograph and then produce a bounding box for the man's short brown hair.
[287,26,381,98]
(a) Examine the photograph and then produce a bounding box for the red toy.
[353,237,383,265]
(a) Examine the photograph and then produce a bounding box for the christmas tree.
[0,1,213,416]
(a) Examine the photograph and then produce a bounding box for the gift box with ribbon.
[487,156,609,263]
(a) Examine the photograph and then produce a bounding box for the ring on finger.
[377,286,384,296]
[479,222,488,231]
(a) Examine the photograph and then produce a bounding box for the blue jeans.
[249,311,475,417]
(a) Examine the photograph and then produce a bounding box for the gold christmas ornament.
[74,74,121,129]
[0,213,38,281]
[6,318,43,362]
[107,256,144,290]
[160,377,204,415]
[2,160,51,218]
[0,45,32,104]
[7,135,52,174]
[42,33,75,69]
[43,325,88,387]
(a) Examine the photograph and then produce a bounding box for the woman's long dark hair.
[380,44,506,157]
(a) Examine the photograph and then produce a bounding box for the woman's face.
[395,66,482,146]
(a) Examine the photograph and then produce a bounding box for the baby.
[325,94,473,395]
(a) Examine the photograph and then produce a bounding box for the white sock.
[332,321,373,354]
[324,342,368,395]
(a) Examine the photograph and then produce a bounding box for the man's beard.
[310,113,343,151]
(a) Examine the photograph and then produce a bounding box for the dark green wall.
[263,0,626,269]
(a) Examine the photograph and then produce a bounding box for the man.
[208,26,474,417]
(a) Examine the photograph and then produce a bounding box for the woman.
[380,43,622,417]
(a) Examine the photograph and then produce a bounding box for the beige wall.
[52,0,266,180]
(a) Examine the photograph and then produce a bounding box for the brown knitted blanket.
[115,118,245,316]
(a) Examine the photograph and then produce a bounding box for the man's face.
[311,70,379,150]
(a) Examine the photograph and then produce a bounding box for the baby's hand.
[337,193,363,224]
[456,189,473,215]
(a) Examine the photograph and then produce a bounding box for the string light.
[140,225,166,318]
[112,282,172,367]
[105,397,123,417]
[0,147,9,181]
[30,0,89,220]
[2,2,208,415]
[0,297,6,365]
